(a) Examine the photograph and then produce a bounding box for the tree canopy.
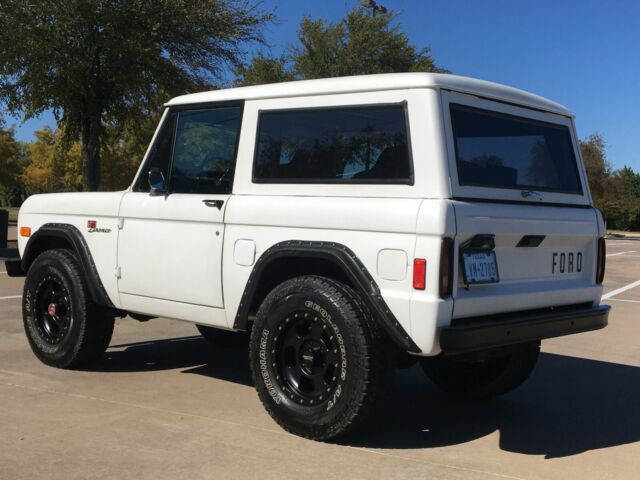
[579,135,640,230]
[0,0,272,190]
[235,7,447,86]
[0,120,22,187]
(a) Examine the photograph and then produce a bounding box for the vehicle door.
[117,103,243,309]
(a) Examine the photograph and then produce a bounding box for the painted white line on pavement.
[607,250,637,257]
[0,271,6,274]
[602,279,640,300]
[605,298,640,304]
[0,295,21,301]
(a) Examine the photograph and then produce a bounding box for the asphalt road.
[1,233,638,480]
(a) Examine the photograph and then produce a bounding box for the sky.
[8,0,640,171]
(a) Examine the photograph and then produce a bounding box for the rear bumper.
[440,304,610,355]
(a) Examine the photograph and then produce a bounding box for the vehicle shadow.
[94,336,640,458]
[96,335,253,387]
[343,352,640,458]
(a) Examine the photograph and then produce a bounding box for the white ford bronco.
[8,73,610,440]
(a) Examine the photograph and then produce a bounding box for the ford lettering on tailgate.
[552,252,582,274]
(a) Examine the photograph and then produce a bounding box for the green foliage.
[236,6,447,86]
[0,0,273,190]
[21,127,83,193]
[101,114,161,191]
[17,116,160,195]
[0,120,22,186]
[234,53,294,86]
[580,135,640,231]
[293,9,447,79]
[0,118,30,206]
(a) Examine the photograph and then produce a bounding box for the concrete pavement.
[0,238,638,480]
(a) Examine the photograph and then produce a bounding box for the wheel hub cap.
[300,342,324,374]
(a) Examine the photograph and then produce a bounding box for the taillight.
[439,238,454,298]
[413,258,426,290]
[596,237,606,284]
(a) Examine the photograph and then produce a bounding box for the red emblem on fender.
[87,220,97,229]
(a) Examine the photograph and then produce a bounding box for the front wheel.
[22,249,114,369]
[420,341,540,399]
[249,276,394,441]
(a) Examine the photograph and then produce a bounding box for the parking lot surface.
[1,234,638,480]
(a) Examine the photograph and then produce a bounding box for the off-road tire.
[249,276,394,441]
[22,249,114,369]
[420,341,540,399]
[196,325,249,346]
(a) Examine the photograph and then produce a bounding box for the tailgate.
[452,201,602,319]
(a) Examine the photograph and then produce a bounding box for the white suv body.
[13,73,609,439]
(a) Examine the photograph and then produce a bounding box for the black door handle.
[203,199,224,210]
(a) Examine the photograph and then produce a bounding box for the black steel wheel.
[34,275,73,345]
[420,341,540,399]
[275,309,342,405]
[249,276,394,441]
[23,249,114,369]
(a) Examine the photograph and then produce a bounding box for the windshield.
[450,104,583,194]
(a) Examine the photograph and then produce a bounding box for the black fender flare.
[21,223,116,310]
[233,240,421,353]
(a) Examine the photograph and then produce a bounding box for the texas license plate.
[462,251,499,284]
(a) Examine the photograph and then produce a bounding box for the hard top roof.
[165,72,571,116]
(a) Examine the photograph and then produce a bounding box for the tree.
[580,134,612,201]
[612,166,640,230]
[579,135,640,231]
[292,8,448,79]
[579,134,621,227]
[21,127,83,193]
[236,6,447,86]
[0,119,22,186]
[0,0,272,191]
[234,53,294,86]
[101,115,161,191]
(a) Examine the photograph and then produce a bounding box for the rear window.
[450,104,582,194]
[253,104,412,184]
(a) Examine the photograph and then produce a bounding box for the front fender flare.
[21,223,115,310]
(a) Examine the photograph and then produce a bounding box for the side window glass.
[253,104,412,184]
[135,112,176,192]
[169,107,242,194]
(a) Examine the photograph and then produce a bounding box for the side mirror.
[148,168,166,195]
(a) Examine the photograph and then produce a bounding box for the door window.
[169,107,243,194]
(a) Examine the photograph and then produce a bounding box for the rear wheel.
[420,341,540,399]
[22,249,114,369]
[249,276,394,440]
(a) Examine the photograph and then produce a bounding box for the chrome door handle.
[203,199,224,210]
